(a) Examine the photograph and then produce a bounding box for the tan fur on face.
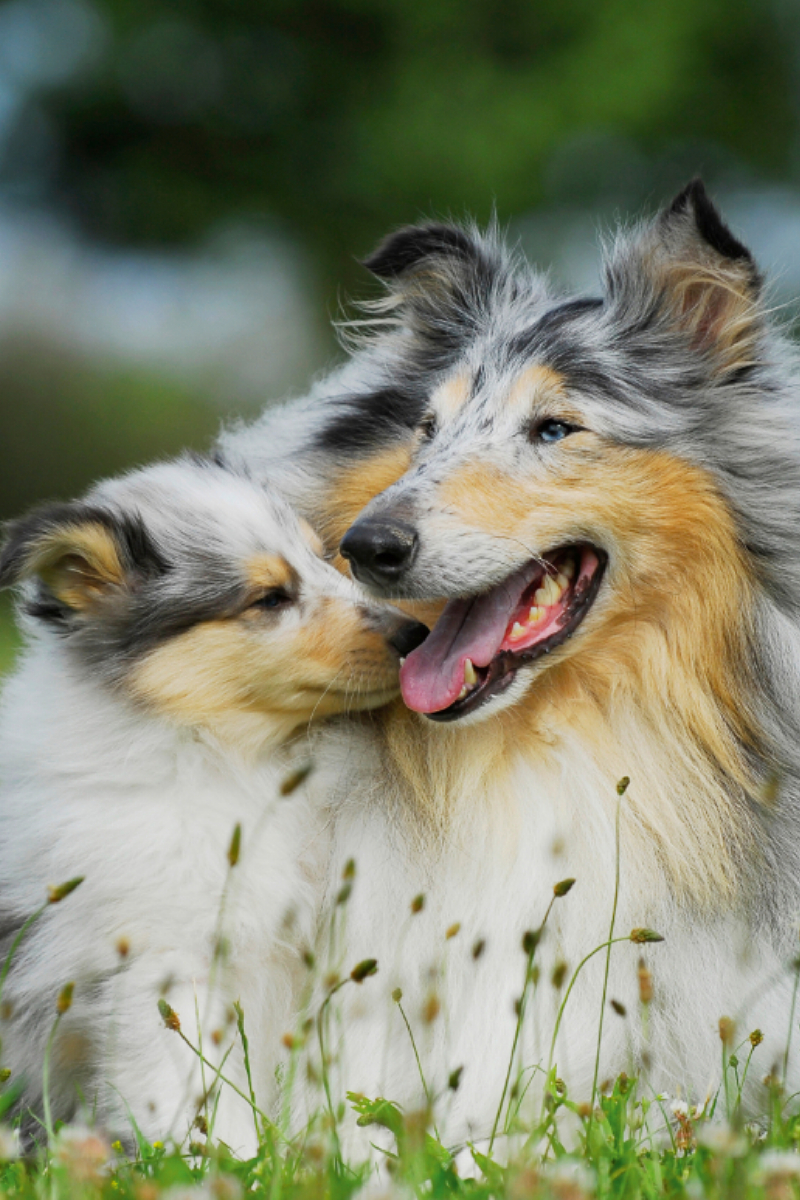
[394,440,769,906]
[25,524,124,610]
[431,372,471,418]
[312,444,444,629]
[315,445,415,558]
[506,365,566,412]
[129,596,402,754]
[245,554,296,595]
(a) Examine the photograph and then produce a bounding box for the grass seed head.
[0,1068,10,1083]
[610,999,627,1017]
[719,1016,736,1046]
[227,822,241,867]
[302,948,315,970]
[411,893,425,914]
[750,1028,764,1047]
[391,988,403,1003]
[350,958,378,983]
[342,857,356,880]
[637,957,654,1004]
[423,993,440,1024]
[553,877,576,897]
[56,982,74,1014]
[551,960,568,989]
[48,876,84,904]
[522,929,539,956]
[616,776,630,796]
[279,761,314,796]
[446,922,461,939]
[336,882,352,905]
[115,937,129,959]
[630,927,664,943]
[448,1066,463,1090]
[472,938,486,960]
[157,998,180,1032]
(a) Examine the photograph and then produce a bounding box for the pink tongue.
[400,560,544,713]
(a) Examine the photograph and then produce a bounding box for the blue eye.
[532,419,581,444]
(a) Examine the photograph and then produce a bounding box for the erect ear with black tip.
[0,503,128,615]
[666,178,754,266]
[362,223,484,282]
[605,178,762,376]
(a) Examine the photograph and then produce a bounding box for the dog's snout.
[340,517,419,588]
[387,618,429,659]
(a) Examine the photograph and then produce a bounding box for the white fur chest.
[302,719,797,1153]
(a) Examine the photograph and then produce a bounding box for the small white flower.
[745,1120,767,1143]
[0,1125,21,1160]
[541,1159,595,1191]
[697,1125,747,1156]
[670,1100,690,1117]
[51,1124,111,1180]
[753,1150,800,1182]
[162,1182,243,1200]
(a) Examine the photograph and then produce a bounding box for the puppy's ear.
[0,503,146,618]
[605,178,761,376]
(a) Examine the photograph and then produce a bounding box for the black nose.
[388,619,429,658]
[340,517,419,588]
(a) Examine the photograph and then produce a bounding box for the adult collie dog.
[221,179,800,1148]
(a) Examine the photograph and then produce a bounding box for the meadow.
[0,655,798,1200]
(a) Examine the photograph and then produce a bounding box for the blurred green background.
[2,0,800,669]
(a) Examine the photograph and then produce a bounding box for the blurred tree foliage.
[14,0,798,289]
[0,337,221,517]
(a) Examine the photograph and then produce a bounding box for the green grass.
[1,1013,799,1200]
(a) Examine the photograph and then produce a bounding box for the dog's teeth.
[509,621,526,640]
[528,606,544,623]
[400,657,406,666]
[534,576,560,606]
[547,576,564,604]
[561,558,576,581]
[556,573,570,592]
[464,659,478,686]
[458,684,469,700]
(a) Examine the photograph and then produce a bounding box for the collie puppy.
[0,456,424,1153]
[219,180,800,1150]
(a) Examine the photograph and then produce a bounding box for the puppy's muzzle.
[340,517,418,590]
[387,617,429,658]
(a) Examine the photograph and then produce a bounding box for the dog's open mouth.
[399,545,607,721]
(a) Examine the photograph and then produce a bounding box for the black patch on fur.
[667,178,754,266]
[315,387,427,455]
[507,298,604,359]
[362,223,480,280]
[115,514,170,580]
